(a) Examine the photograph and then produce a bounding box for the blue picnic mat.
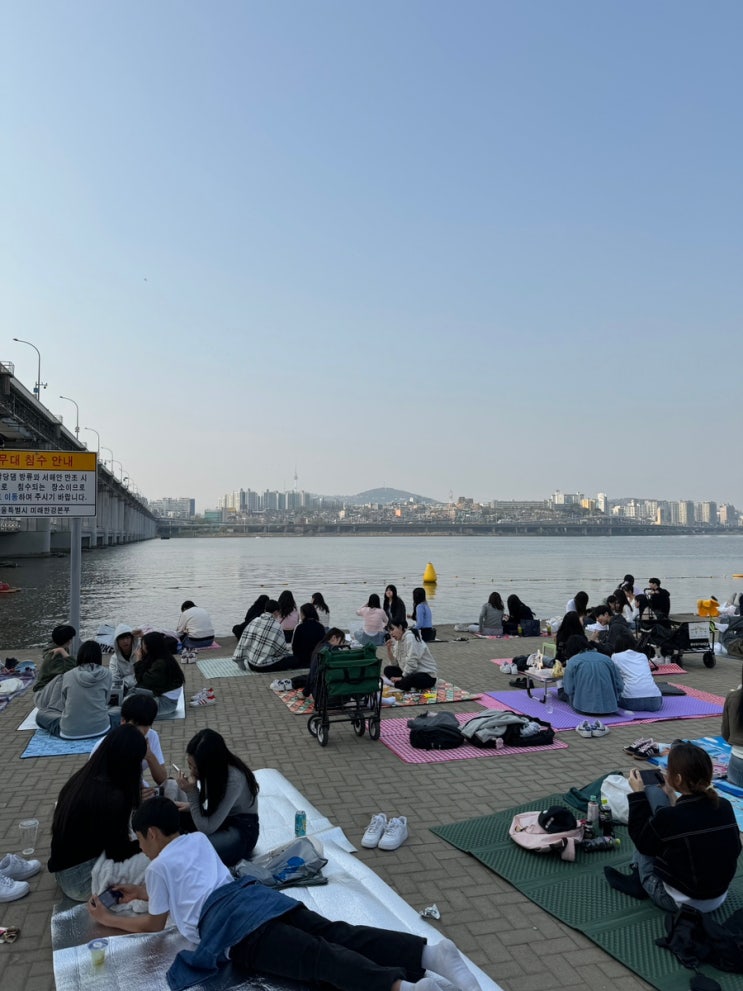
[21,729,106,758]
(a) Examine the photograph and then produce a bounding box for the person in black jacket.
[637,578,671,619]
[605,743,741,911]
[383,584,406,630]
[49,724,146,900]
[133,632,185,718]
[290,603,326,668]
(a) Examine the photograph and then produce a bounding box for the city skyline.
[2,3,741,507]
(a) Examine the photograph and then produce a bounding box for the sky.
[2,1,741,511]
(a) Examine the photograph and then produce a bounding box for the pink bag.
[508,810,584,862]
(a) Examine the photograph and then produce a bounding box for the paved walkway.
[0,628,734,991]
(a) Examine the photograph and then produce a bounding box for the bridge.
[0,362,156,555]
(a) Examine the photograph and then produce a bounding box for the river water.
[1,534,742,648]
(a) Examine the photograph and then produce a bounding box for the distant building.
[678,500,695,525]
[150,497,196,519]
[700,501,718,525]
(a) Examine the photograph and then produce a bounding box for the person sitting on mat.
[611,632,662,712]
[721,663,743,787]
[384,619,437,692]
[562,635,624,715]
[605,743,741,911]
[176,600,215,649]
[34,624,77,693]
[35,640,112,739]
[232,600,298,672]
[88,795,482,991]
[355,593,390,646]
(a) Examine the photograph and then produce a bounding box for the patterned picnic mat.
[380,710,569,764]
[490,657,687,675]
[274,680,482,715]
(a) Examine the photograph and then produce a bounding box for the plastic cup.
[88,938,109,966]
[19,818,39,856]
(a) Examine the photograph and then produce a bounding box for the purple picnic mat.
[486,685,724,730]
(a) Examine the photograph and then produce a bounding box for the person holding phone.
[604,742,741,910]
[88,795,483,991]
[175,729,260,867]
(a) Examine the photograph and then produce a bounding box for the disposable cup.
[19,818,39,856]
[88,938,109,966]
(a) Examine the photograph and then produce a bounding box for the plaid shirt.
[232,613,291,668]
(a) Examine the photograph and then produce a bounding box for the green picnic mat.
[431,793,743,991]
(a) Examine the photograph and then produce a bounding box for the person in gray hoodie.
[109,624,142,688]
[36,640,112,739]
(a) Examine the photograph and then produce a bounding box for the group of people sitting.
[33,624,186,738]
[465,593,536,636]
[354,584,435,645]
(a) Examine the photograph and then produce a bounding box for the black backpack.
[656,905,743,980]
[407,711,463,750]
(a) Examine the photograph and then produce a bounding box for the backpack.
[656,904,743,977]
[407,711,463,750]
[459,710,555,748]
[509,809,584,862]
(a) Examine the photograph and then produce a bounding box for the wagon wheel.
[317,721,329,747]
[353,715,366,737]
[703,651,716,669]
[308,715,321,737]
[368,718,381,741]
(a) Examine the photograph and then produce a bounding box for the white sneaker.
[191,688,215,702]
[0,853,41,881]
[361,813,387,849]
[0,872,30,902]
[378,815,408,851]
[500,663,513,674]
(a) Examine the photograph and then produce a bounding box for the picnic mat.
[21,729,105,758]
[431,793,743,991]
[19,690,185,737]
[196,656,253,679]
[52,768,501,991]
[486,684,724,731]
[649,735,731,779]
[274,680,482,715]
[380,710,569,764]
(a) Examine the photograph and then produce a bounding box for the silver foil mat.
[52,768,501,991]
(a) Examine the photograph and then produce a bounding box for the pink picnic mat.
[485,683,724,731]
[379,711,569,764]
[490,657,687,675]
[273,680,482,715]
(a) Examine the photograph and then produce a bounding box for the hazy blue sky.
[2,2,741,510]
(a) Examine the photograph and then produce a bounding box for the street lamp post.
[12,337,47,400]
[83,426,100,453]
[111,459,124,482]
[59,395,80,438]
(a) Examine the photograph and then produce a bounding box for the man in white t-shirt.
[176,600,215,649]
[88,797,481,991]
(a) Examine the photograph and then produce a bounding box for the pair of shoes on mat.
[190,688,216,706]
[576,720,609,738]
[624,737,659,759]
[500,662,516,674]
[270,679,293,692]
[180,650,197,664]
[361,813,409,851]
[0,854,39,903]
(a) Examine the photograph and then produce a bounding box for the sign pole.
[69,517,82,653]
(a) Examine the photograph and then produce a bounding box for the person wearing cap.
[34,624,77,693]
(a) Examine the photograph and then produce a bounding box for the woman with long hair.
[133,631,185,718]
[503,594,535,635]
[290,603,327,667]
[232,594,270,640]
[605,743,741,911]
[555,611,586,662]
[408,586,435,642]
[354,593,388,646]
[311,592,330,629]
[468,591,504,635]
[721,664,743,787]
[177,729,260,866]
[277,590,299,642]
[383,584,406,630]
[48,724,146,900]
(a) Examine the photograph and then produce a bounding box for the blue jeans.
[354,630,386,647]
[619,695,663,712]
[182,635,214,649]
[54,857,98,901]
[727,753,743,787]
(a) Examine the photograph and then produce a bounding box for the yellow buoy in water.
[422,562,437,584]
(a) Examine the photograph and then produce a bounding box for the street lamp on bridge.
[12,338,47,401]
[83,426,100,453]
[59,395,80,438]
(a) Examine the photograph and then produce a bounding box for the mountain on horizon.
[343,487,438,506]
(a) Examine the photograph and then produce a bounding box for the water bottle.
[294,810,307,837]
[587,795,599,832]
[599,798,613,837]
[580,836,621,853]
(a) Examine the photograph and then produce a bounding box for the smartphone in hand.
[639,769,665,787]
[97,887,123,910]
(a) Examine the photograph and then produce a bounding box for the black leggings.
[384,665,437,691]
[230,904,426,991]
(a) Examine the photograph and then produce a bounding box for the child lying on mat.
[88,797,482,991]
